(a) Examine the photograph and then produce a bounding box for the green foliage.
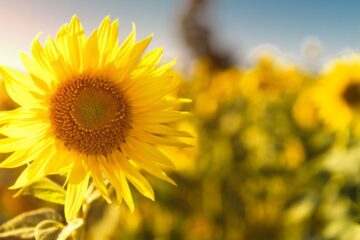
[15,178,66,205]
[35,220,63,240]
[0,207,84,240]
[0,208,62,239]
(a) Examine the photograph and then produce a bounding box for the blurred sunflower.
[190,59,241,119]
[292,87,320,130]
[240,55,303,102]
[0,16,191,221]
[315,55,360,133]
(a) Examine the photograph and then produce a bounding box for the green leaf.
[34,220,63,240]
[15,178,66,205]
[0,208,63,239]
[34,218,83,240]
[57,218,83,240]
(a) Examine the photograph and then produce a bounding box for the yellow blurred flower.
[0,16,191,221]
[314,55,360,134]
[190,59,241,119]
[280,137,305,169]
[240,55,304,102]
[293,87,320,129]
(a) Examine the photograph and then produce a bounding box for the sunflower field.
[1,0,360,240]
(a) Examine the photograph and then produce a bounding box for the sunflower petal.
[114,152,154,201]
[0,109,37,125]
[133,111,190,124]
[20,53,56,91]
[82,31,99,73]
[109,152,134,211]
[115,34,153,80]
[10,144,56,189]
[113,23,136,67]
[0,136,44,153]
[0,66,43,93]
[69,16,86,70]
[133,123,193,137]
[65,173,89,221]
[100,156,124,204]
[88,156,111,203]
[121,143,176,185]
[0,137,52,168]
[125,137,175,168]
[68,157,87,185]
[0,122,49,138]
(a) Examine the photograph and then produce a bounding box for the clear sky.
[1,0,360,69]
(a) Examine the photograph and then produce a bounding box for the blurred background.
[3,0,360,239]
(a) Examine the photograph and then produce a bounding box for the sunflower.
[314,55,360,133]
[240,55,303,102]
[190,59,241,119]
[292,87,320,130]
[0,16,191,221]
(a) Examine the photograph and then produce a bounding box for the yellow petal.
[97,16,119,65]
[83,30,99,72]
[31,37,59,89]
[0,66,43,93]
[3,77,40,107]
[0,121,49,138]
[44,37,71,82]
[129,129,192,147]
[65,173,89,222]
[0,150,28,168]
[133,111,190,124]
[0,135,44,153]
[0,137,52,168]
[121,143,175,185]
[67,15,86,72]
[87,156,111,203]
[149,59,176,77]
[20,53,56,91]
[99,155,124,205]
[133,48,163,77]
[130,99,177,114]
[113,23,136,67]
[46,144,73,175]
[133,123,193,138]
[109,19,120,60]
[125,76,175,101]
[113,151,154,201]
[108,152,134,211]
[10,144,56,189]
[0,108,37,125]
[68,157,87,185]
[115,34,153,80]
[125,137,174,168]
[55,23,69,61]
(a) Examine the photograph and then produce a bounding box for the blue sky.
[217,0,360,61]
[1,0,360,68]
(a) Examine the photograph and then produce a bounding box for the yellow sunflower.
[190,59,241,119]
[292,87,320,130]
[314,55,360,133]
[0,16,190,221]
[240,55,303,102]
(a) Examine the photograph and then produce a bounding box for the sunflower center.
[50,76,131,155]
[342,82,360,108]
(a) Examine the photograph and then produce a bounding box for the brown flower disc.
[50,76,131,155]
